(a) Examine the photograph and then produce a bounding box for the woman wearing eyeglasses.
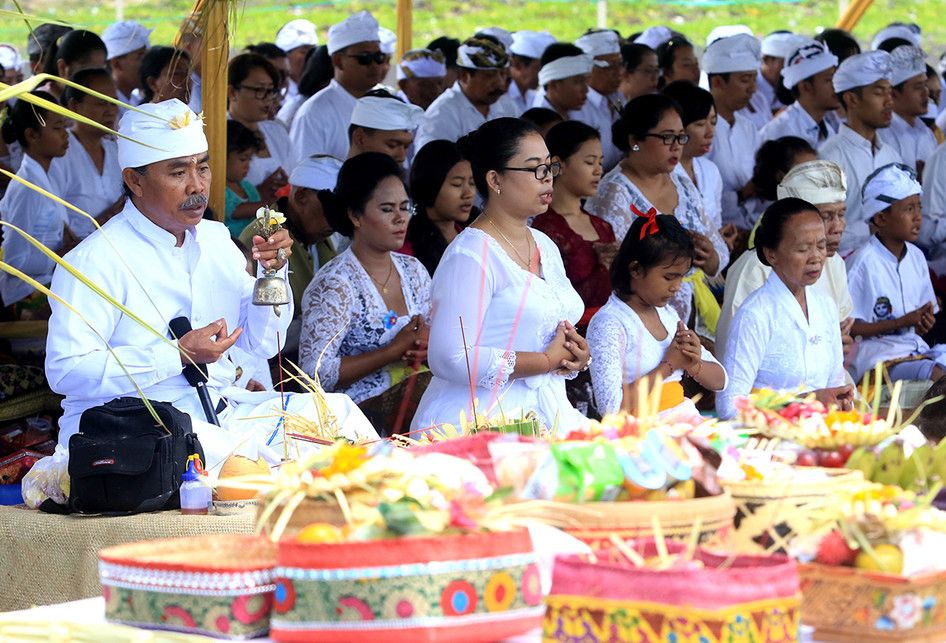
[411,118,590,434]
[586,94,728,326]
[228,53,292,205]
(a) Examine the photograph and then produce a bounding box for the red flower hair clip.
[630,204,659,240]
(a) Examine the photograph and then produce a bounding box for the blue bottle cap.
[183,459,200,482]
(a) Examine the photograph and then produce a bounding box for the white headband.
[777,160,847,205]
[634,26,672,49]
[538,54,599,86]
[871,24,922,51]
[396,49,447,80]
[833,50,893,93]
[275,19,318,52]
[117,99,207,170]
[781,38,838,89]
[510,31,556,60]
[290,156,342,191]
[889,45,926,86]
[327,11,380,55]
[350,96,424,131]
[862,163,921,220]
[577,30,621,57]
[761,32,798,58]
[702,33,762,74]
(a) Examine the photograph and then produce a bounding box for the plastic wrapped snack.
[20,445,69,508]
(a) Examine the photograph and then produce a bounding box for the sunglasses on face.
[345,51,391,66]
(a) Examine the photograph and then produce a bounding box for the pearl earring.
[496,187,502,195]
[631,144,640,152]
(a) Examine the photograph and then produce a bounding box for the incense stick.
[459,316,479,429]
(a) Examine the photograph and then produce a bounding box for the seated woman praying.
[588,213,725,416]
[411,118,590,434]
[717,198,854,419]
[299,153,432,433]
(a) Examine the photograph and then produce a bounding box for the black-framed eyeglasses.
[641,133,690,146]
[345,51,390,66]
[501,162,562,180]
[237,84,279,100]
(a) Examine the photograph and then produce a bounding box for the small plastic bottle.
[180,455,212,515]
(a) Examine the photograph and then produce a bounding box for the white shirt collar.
[838,123,886,154]
[124,199,200,248]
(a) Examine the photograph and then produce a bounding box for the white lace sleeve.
[427,248,517,390]
[586,177,632,241]
[298,270,352,391]
[587,311,627,416]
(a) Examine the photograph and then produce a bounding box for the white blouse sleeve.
[427,247,517,391]
[718,305,768,419]
[298,270,352,391]
[586,178,632,241]
[587,312,627,416]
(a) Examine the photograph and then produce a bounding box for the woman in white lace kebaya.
[299,153,431,405]
[717,198,854,419]
[585,94,728,324]
[411,118,590,434]
[588,214,725,416]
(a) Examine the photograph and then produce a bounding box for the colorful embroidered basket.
[270,529,544,642]
[544,540,801,642]
[98,535,277,640]
[800,563,946,641]
[723,468,864,555]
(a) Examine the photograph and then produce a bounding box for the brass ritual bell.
[251,206,291,316]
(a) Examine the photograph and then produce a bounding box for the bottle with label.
[180,455,212,515]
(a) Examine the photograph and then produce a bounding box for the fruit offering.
[845,434,946,493]
[736,389,899,450]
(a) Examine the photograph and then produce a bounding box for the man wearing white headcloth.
[744,30,797,126]
[531,43,598,116]
[506,30,557,114]
[477,27,513,51]
[846,162,946,383]
[290,11,386,165]
[821,50,902,256]
[574,29,625,171]
[0,43,23,85]
[102,21,153,113]
[871,23,922,52]
[716,160,854,362]
[348,90,424,165]
[414,37,518,152]
[634,26,672,50]
[878,45,936,179]
[275,19,318,102]
[45,99,376,483]
[760,38,840,147]
[704,33,763,229]
[396,48,447,109]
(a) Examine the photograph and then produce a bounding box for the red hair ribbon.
[631,204,659,240]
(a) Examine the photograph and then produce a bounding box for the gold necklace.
[367,260,395,294]
[485,217,533,270]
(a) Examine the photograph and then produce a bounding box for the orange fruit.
[297,522,344,544]
[854,544,903,574]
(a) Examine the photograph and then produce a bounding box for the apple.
[837,444,856,462]
[818,450,846,468]
[796,451,818,467]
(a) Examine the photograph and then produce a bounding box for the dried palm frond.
[0,619,213,642]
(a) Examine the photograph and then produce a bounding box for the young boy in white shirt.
[846,162,946,383]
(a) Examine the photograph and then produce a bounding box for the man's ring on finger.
[276,248,288,261]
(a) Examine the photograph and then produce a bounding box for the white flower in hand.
[255,205,286,227]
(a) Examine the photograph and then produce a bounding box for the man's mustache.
[179,194,209,210]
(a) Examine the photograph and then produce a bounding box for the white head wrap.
[456,38,510,70]
[862,163,921,219]
[777,160,847,205]
[275,19,318,52]
[0,44,21,72]
[781,38,838,89]
[327,11,380,55]
[117,99,207,170]
[577,30,621,57]
[478,27,513,50]
[871,24,922,51]
[889,45,926,86]
[350,96,424,131]
[833,50,892,94]
[538,54,600,86]
[396,49,447,80]
[702,34,761,74]
[378,28,397,55]
[634,26,672,50]
[705,25,752,47]
[761,31,799,58]
[102,21,153,60]
[290,156,342,191]
[510,31,556,60]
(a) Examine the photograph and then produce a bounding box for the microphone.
[170,317,220,426]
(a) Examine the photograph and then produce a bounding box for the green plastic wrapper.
[551,442,624,502]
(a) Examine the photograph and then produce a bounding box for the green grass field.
[2,0,945,58]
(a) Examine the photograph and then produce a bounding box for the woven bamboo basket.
[548,491,735,550]
[98,535,277,640]
[800,563,946,641]
[723,468,864,555]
